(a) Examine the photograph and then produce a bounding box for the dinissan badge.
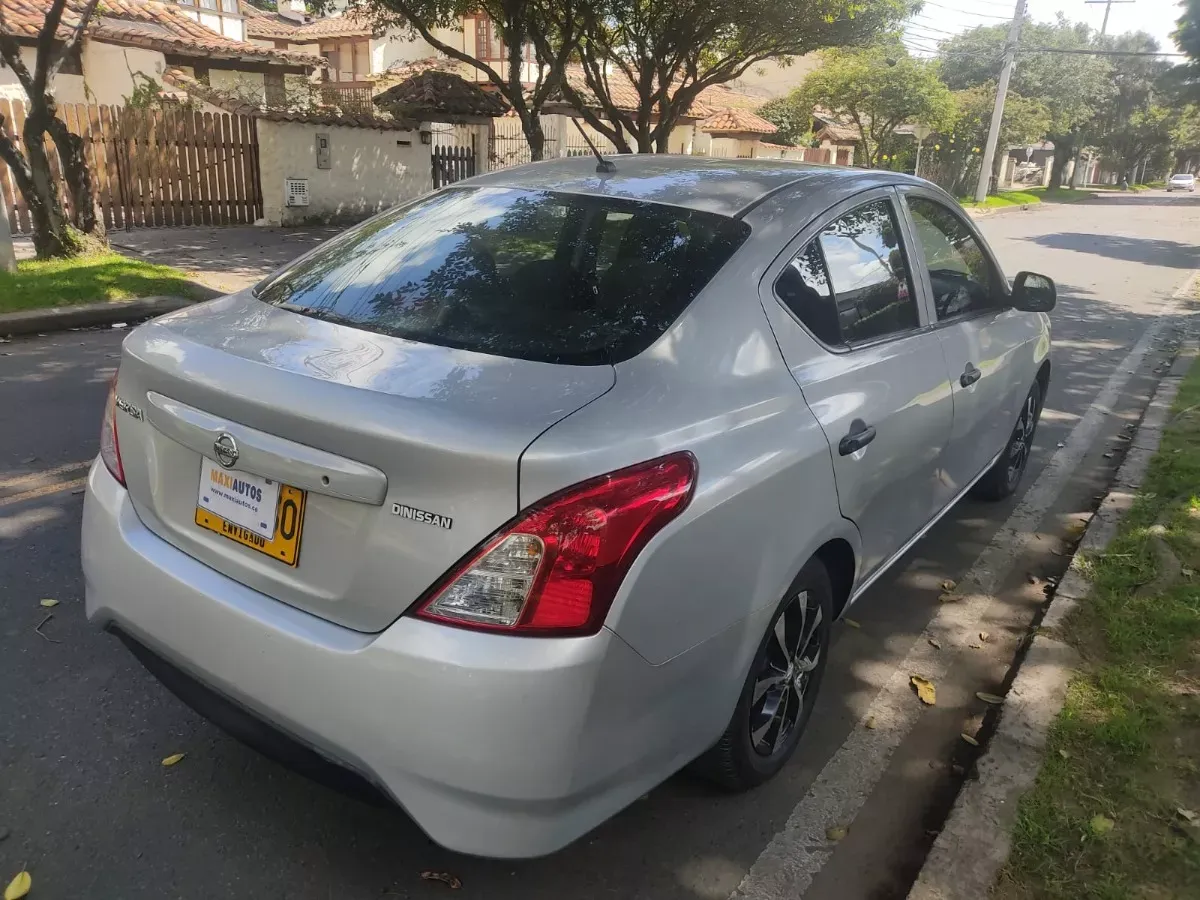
[391,503,453,530]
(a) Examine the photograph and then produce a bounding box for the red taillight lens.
[415,453,697,636]
[99,375,126,486]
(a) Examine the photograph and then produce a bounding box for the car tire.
[972,379,1042,502]
[693,558,833,791]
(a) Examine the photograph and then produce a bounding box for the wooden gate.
[0,99,263,234]
[431,142,476,188]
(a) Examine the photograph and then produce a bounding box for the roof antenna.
[572,118,617,173]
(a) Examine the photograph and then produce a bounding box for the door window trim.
[894,186,1012,328]
[763,186,927,354]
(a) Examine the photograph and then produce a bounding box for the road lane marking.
[0,460,92,492]
[730,273,1195,900]
[0,476,90,509]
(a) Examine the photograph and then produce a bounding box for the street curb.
[0,291,218,338]
[906,338,1197,900]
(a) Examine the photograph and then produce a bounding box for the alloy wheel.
[748,590,825,757]
[1006,390,1038,484]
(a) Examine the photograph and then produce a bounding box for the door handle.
[839,419,877,456]
[960,363,982,388]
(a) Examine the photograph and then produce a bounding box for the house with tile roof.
[0,0,321,107]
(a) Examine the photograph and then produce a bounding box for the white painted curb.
[907,338,1196,900]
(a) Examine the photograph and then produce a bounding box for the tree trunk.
[1047,135,1074,190]
[524,114,546,162]
[22,113,76,258]
[47,117,102,237]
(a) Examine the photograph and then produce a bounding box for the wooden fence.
[0,99,262,234]
[432,143,476,188]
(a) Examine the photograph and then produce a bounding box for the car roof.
[462,155,899,218]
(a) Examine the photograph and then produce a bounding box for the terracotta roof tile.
[242,4,373,41]
[0,0,322,69]
[162,66,415,129]
[374,69,508,120]
[699,108,778,135]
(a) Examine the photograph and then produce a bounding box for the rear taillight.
[414,453,697,636]
[99,374,126,486]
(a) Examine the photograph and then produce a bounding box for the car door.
[760,190,956,579]
[896,189,1034,492]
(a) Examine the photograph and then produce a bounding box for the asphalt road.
[1,191,1198,900]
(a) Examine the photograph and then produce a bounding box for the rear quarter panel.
[519,238,859,670]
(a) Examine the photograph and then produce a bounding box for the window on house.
[319,39,370,82]
[176,0,243,40]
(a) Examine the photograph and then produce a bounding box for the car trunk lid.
[114,293,615,632]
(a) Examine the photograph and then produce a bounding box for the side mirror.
[1012,271,1056,312]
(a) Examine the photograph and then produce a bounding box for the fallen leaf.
[1058,749,1070,759]
[4,872,31,900]
[1177,808,1198,824]
[1056,441,1065,448]
[1026,572,1039,584]
[979,631,991,642]
[825,825,848,842]
[1184,568,1195,578]
[864,716,877,729]
[960,733,979,746]
[1066,521,1087,536]
[1103,452,1114,459]
[928,638,942,649]
[910,675,936,705]
[161,753,186,767]
[976,692,1005,705]
[939,593,956,603]
[420,871,462,889]
[1089,814,1115,836]
[968,642,983,650]
[951,764,965,775]
[843,618,861,629]
[39,598,58,608]
[940,579,956,591]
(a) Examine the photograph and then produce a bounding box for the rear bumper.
[81,461,680,858]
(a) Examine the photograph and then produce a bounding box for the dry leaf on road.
[1058,749,1070,759]
[38,598,58,608]
[843,618,861,629]
[976,692,1004,705]
[420,871,462,889]
[864,716,876,729]
[161,753,186,767]
[825,825,848,842]
[910,675,936,705]
[1177,808,1198,824]
[978,631,991,642]
[4,871,31,900]
[928,638,942,649]
[940,579,956,592]
[968,642,983,649]
[938,593,956,603]
[960,733,979,746]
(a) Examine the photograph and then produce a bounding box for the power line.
[919,2,1014,19]
[1020,46,1186,56]
[906,21,960,37]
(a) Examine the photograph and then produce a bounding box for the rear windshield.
[254,187,749,365]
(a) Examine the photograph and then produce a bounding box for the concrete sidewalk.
[14,225,342,295]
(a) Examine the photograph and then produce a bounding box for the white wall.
[0,42,164,106]
[371,25,463,74]
[210,69,267,102]
[257,118,432,225]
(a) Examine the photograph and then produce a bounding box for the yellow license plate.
[195,483,307,567]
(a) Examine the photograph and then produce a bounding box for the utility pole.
[974,0,1026,203]
[1070,0,1135,187]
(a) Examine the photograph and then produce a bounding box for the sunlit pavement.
[1,191,1197,900]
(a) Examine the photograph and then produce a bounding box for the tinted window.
[818,201,918,344]
[907,197,998,319]
[254,188,749,366]
[774,241,840,346]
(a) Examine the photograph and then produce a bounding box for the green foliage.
[938,16,1110,138]
[794,44,956,167]
[1091,32,1177,180]
[1172,0,1200,101]
[758,95,813,147]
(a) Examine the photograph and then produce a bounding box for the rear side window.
[774,199,918,347]
[254,187,749,366]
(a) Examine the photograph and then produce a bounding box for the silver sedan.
[82,156,1054,858]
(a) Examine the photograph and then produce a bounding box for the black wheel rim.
[748,590,825,757]
[1006,390,1038,484]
